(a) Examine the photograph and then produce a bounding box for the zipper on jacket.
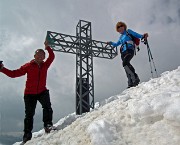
[37,64,41,94]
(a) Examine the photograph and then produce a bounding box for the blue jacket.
[110,29,143,53]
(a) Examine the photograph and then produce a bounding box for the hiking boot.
[44,124,56,133]
[133,77,140,87]
[127,84,133,88]
[23,132,32,143]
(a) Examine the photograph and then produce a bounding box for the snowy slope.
[14,67,180,145]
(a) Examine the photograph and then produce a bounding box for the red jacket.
[1,46,55,95]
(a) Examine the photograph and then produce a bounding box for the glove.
[143,33,149,40]
[106,41,112,45]
[0,61,4,70]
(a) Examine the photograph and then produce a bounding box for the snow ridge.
[14,67,180,145]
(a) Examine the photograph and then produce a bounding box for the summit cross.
[46,20,118,115]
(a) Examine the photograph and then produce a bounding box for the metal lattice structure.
[46,20,117,115]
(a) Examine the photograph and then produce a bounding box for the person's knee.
[25,109,36,118]
[123,61,130,67]
[122,57,131,67]
[123,61,127,67]
[43,107,53,113]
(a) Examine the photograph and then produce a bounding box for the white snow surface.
[14,67,180,145]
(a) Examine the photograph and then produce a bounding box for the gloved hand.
[44,40,49,50]
[143,33,149,40]
[0,61,4,70]
[106,41,112,45]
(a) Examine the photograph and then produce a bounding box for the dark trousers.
[121,49,139,86]
[24,90,53,133]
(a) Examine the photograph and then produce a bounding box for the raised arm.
[44,41,55,68]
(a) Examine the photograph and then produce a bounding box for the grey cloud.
[166,16,175,24]
[1,1,180,145]
[178,8,180,21]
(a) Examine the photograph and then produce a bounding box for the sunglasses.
[117,25,124,29]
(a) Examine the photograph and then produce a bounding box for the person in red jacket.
[0,41,55,143]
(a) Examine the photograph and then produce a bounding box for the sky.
[0,0,180,144]
[14,66,180,145]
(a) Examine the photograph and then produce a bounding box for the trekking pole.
[146,41,158,77]
[142,39,158,78]
[147,46,154,78]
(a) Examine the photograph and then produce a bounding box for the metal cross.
[46,20,117,115]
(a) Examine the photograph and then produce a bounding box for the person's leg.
[122,50,140,87]
[124,67,133,87]
[127,62,140,86]
[38,90,53,128]
[124,65,136,84]
[122,51,134,87]
[23,94,37,142]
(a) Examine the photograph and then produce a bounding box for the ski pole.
[142,39,158,78]
[146,40,158,77]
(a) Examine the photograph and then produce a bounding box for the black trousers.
[121,49,139,86]
[24,90,53,133]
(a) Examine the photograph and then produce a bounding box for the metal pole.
[145,40,158,78]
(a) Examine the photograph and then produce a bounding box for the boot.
[44,124,56,133]
[23,132,32,143]
[133,74,140,87]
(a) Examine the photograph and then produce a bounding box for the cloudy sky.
[0,0,180,144]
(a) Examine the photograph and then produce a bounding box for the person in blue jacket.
[108,21,148,88]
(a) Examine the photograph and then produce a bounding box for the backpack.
[126,31,140,52]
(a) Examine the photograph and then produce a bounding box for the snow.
[14,67,180,145]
